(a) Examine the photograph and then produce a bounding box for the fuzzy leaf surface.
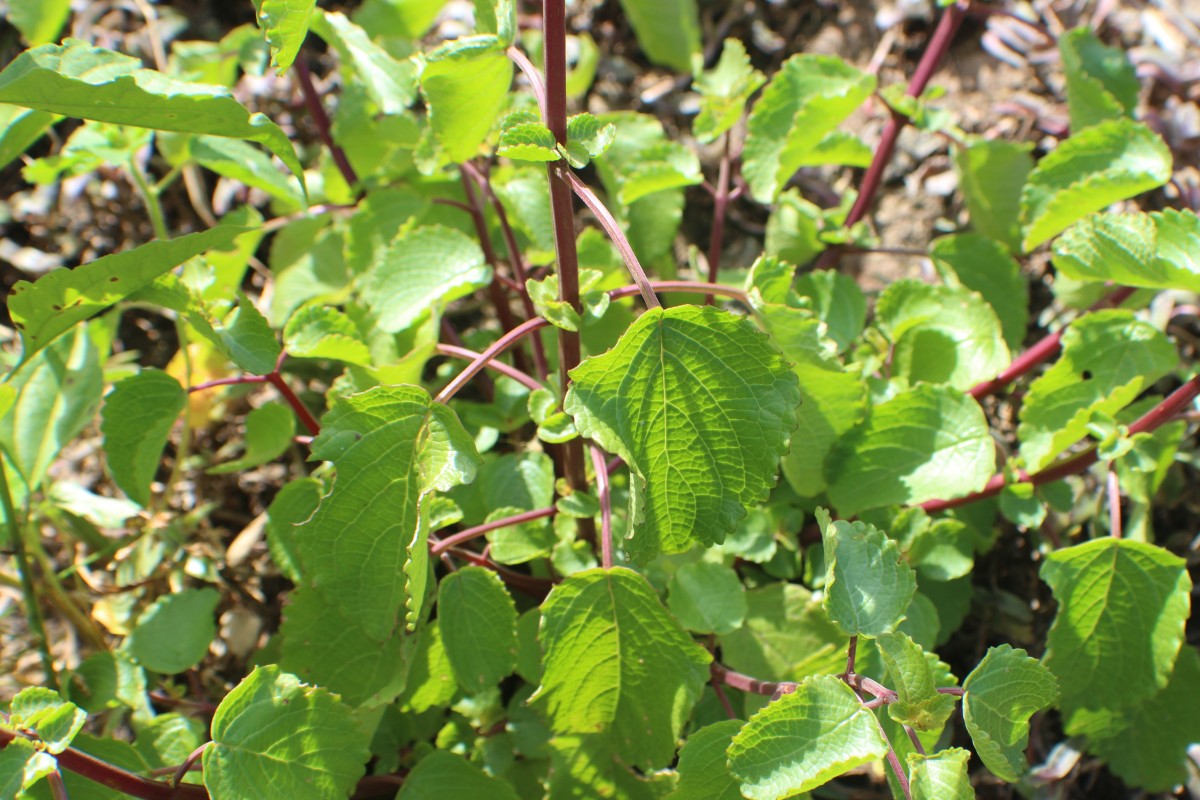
[437,566,518,693]
[8,226,244,364]
[1017,310,1176,470]
[962,645,1058,782]
[820,514,916,638]
[100,371,185,506]
[908,748,973,800]
[566,305,799,560]
[875,632,957,731]
[1020,118,1171,251]
[743,55,875,201]
[359,224,489,333]
[0,41,302,180]
[1053,209,1200,292]
[203,666,368,800]
[727,674,890,800]
[283,304,372,366]
[530,567,711,769]
[826,383,994,516]
[1041,538,1190,728]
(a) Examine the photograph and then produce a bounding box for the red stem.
[706,134,733,304]
[188,375,267,393]
[435,344,544,392]
[435,318,550,404]
[293,59,359,190]
[429,506,557,555]
[265,372,320,436]
[590,445,614,568]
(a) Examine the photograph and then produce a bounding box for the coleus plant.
[0,0,1196,798]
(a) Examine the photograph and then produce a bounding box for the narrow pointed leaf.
[530,567,711,769]
[1020,118,1171,251]
[665,720,744,800]
[728,674,890,800]
[962,645,1058,782]
[1017,310,1176,470]
[566,305,800,561]
[820,514,916,638]
[1053,209,1200,292]
[100,371,185,507]
[8,226,245,364]
[1041,538,1190,728]
[875,632,957,731]
[908,748,974,800]
[743,55,875,201]
[9,688,87,754]
[359,225,489,333]
[0,41,302,181]
[0,105,55,172]
[438,566,518,692]
[203,666,368,800]
[827,383,994,516]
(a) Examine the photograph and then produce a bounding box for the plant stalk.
[0,456,56,689]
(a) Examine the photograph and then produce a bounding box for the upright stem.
[0,456,56,689]
[543,0,595,545]
[129,154,169,241]
[294,59,359,190]
[591,445,613,569]
[705,134,733,304]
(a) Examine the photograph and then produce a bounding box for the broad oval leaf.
[667,561,748,636]
[207,403,295,474]
[1060,27,1138,133]
[1053,209,1200,292]
[100,371,185,507]
[953,139,1033,252]
[874,632,957,731]
[359,224,490,334]
[614,0,700,73]
[664,719,743,800]
[203,666,368,800]
[1017,309,1176,471]
[397,750,520,800]
[743,55,875,202]
[417,35,513,169]
[8,226,245,364]
[1040,538,1190,731]
[126,588,220,675]
[908,748,974,800]
[9,687,87,755]
[1020,118,1171,251]
[930,234,1028,350]
[0,41,303,182]
[962,645,1058,782]
[826,383,994,516]
[565,305,800,561]
[530,567,712,770]
[819,513,916,638]
[727,674,890,800]
[437,566,518,693]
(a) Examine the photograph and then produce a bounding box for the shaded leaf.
[664,720,744,800]
[311,10,416,113]
[962,645,1058,782]
[126,588,219,674]
[667,561,747,635]
[208,403,295,474]
[953,139,1033,252]
[930,234,1028,349]
[1060,27,1138,132]
[908,748,974,800]
[614,0,700,72]
[397,750,519,800]
[101,371,185,506]
[438,567,518,692]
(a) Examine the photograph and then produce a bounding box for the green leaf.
[826,383,994,516]
[0,40,303,182]
[1060,27,1138,132]
[1041,538,1190,730]
[930,234,1028,349]
[296,386,481,641]
[9,687,87,754]
[667,561,747,635]
[126,588,219,674]
[874,279,1010,391]
[563,112,616,167]
[907,748,973,800]
[7,0,71,45]
[1020,118,1171,251]
[359,224,490,333]
[743,55,875,202]
[793,269,866,352]
[1053,209,1200,292]
[250,0,314,71]
[962,645,1058,782]
[546,734,672,800]
[214,295,281,375]
[874,632,957,731]
[265,477,321,583]
[283,304,372,366]
[614,141,702,205]
[132,713,205,770]
[397,620,457,713]
[1085,645,1200,792]
[8,226,245,364]
[1017,310,1177,471]
[497,111,560,162]
[694,39,766,143]
[186,135,304,206]
[398,750,520,800]
[764,191,826,268]
[530,567,711,769]
[0,739,56,799]
[718,583,847,683]
[614,0,700,72]
[208,404,295,474]
[437,566,518,692]
[0,327,103,490]
[565,305,800,561]
[418,35,513,168]
[203,665,368,800]
[728,674,890,800]
[0,104,55,172]
[311,11,416,114]
[819,513,916,638]
[100,371,185,507]
[953,139,1033,252]
[664,720,744,800]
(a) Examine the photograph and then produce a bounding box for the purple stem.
[430,506,557,555]
[265,372,320,436]
[293,59,359,190]
[188,375,268,393]
[705,134,733,304]
[435,344,545,392]
[590,444,614,568]
[435,318,550,404]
